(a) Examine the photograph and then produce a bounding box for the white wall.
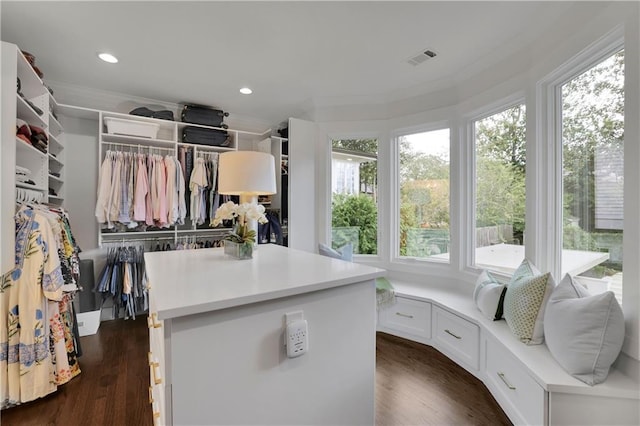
[59,115,99,251]
[310,2,640,362]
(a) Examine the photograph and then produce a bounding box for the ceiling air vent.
[407,49,437,66]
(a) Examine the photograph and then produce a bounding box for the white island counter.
[144,244,384,426]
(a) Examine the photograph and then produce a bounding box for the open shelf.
[16,181,47,192]
[17,95,47,128]
[101,133,176,149]
[16,137,47,159]
[49,133,63,153]
[48,153,63,168]
[49,112,63,136]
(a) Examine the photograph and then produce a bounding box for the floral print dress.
[1,207,65,408]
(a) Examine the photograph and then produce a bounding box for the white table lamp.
[218,151,277,243]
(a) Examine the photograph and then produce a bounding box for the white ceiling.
[1,1,582,125]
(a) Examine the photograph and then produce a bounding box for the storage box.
[104,117,160,139]
[76,310,101,336]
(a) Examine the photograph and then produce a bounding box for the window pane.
[474,105,526,273]
[398,129,450,260]
[561,50,624,303]
[331,139,378,255]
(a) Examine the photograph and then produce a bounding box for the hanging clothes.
[95,149,185,232]
[189,157,208,225]
[1,205,82,409]
[95,244,148,320]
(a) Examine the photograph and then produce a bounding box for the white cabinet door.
[1,42,17,275]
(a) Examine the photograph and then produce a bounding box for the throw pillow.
[318,242,353,262]
[473,270,507,320]
[503,260,554,345]
[544,274,625,385]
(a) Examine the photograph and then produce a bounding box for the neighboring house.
[331,148,377,195]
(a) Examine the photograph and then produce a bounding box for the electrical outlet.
[286,319,308,358]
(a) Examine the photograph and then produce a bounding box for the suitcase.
[182,126,230,146]
[181,104,229,128]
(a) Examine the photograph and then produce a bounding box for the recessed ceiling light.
[239,87,253,95]
[98,53,118,64]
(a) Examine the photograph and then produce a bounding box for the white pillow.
[544,274,625,385]
[473,270,506,320]
[503,259,554,345]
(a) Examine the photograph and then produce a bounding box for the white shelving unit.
[1,41,67,273]
[96,110,270,246]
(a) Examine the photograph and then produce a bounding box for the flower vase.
[224,240,253,260]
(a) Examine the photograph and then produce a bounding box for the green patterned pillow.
[503,267,555,345]
[511,258,541,285]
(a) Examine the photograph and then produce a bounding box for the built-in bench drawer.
[484,334,546,426]
[378,297,431,341]
[432,306,479,371]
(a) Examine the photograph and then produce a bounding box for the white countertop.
[144,244,385,320]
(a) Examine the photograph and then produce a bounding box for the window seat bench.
[376,280,640,425]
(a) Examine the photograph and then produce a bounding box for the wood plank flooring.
[1,316,152,426]
[2,318,511,426]
[376,332,511,425]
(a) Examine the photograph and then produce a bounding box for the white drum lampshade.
[218,151,277,202]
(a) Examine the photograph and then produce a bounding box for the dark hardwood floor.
[1,316,152,426]
[376,332,511,426]
[2,318,511,426]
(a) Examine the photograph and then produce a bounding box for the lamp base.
[239,194,259,247]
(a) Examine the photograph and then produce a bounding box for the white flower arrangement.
[212,201,268,244]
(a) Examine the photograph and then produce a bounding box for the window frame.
[537,28,625,283]
[391,121,452,267]
[324,131,383,260]
[462,94,527,277]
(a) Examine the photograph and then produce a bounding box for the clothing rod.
[101,236,224,244]
[104,142,175,152]
[101,236,176,243]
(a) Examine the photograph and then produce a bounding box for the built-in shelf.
[176,228,231,234]
[48,154,63,168]
[16,181,47,192]
[48,195,63,202]
[16,137,47,159]
[16,50,46,99]
[100,230,177,238]
[178,141,236,151]
[48,174,63,184]
[101,133,176,149]
[16,95,47,128]
[49,112,63,136]
[49,133,63,152]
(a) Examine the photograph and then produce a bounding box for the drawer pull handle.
[148,351,159,367]
[149,386,154,404]
[497,372,516,390]
[149,313,162,328]
[395,312,414,319]
[444,329,462,339]
[151,362,163,385]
